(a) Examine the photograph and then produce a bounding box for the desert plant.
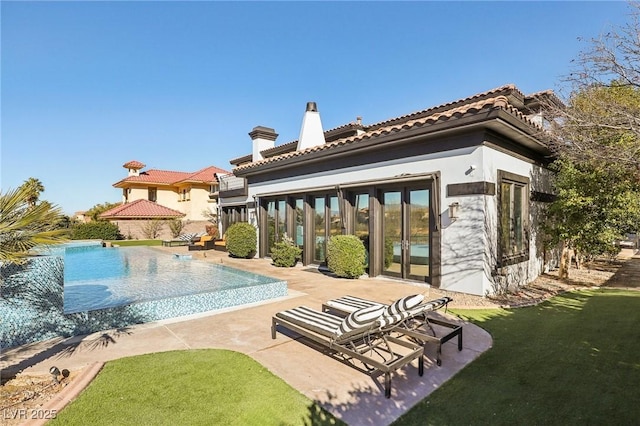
[327,235,366,278]
[71,221,122,240]
[140,219,164,239]
[168,219,185,238]
[225,222,257,258]
[270,233,302,267]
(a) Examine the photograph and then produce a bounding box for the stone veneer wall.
[111,220,214,241]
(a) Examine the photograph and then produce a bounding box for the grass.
[394,288,640,425]
[107,239,162,247]
[50,289,640,425]
[51,349,343,426]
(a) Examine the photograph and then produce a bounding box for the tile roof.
[113,165,231,188]
[234,86,548,174]
[99,199,185,219]
[123,160,146,169]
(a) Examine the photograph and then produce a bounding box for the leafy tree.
[542,3,640,174]
[0,186,68,264]
[85,201,121,221]
[544,159,640,276]
[20,177,45,207]
[541,5,640,277]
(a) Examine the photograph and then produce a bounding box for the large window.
[148,187,157,202]
[498,171,529,265]
[221,206,246,235]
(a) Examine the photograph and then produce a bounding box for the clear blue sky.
[1,1,630,215]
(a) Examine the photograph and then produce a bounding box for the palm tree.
[21,177,45,207]
[0,186,68,265]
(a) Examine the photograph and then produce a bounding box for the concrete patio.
[1,246,494,425]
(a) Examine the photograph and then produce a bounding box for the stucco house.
[100,161,230,239]
[220,84,560,296]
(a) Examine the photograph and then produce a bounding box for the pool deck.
[1,247,494,426]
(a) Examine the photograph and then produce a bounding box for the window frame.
[148,187,157,202]
[497,170,530,267]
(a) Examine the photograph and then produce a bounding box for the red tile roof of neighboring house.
[123,160,146,169]
[113,165,231,188]
[99,199,185,219]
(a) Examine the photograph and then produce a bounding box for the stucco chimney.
[249,126,278,162]
[296,102,325,151]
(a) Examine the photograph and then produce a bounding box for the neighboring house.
[73,211,91,223]
[219,84,560,296]
[100,161,230,239]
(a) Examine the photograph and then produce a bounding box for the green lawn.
[51,349,343,426]
[52,289,640,425]
[395,288,640,425]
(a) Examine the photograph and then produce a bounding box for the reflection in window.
[314,197,326,262]
[294,198,304,248]
[499,171,529,264]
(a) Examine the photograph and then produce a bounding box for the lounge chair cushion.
[333,304,386,342]
[379,294,424,327]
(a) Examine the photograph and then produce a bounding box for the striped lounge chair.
[271,295,427,398]
[322,295,463,366]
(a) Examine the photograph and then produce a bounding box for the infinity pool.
[63,244,287,314]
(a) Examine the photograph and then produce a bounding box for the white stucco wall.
[241,144,551,296]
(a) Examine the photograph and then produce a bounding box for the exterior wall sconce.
[448,202,460,221]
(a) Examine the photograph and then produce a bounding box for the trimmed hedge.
[327,235,366,279]
[71,221,122,240]
[225,222,257,258]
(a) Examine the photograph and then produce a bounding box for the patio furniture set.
[272,293,463,398]
[162,233,226,251]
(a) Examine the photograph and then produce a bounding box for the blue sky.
[1,1,630,215]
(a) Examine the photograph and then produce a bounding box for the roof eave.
[234,110,548,177]
[233,110,494,177]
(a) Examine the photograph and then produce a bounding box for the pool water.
[63,245,285,314]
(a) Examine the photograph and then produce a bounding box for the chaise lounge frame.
[322,296,463,366]
[271,307,424,398]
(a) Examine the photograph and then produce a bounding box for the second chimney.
[249,126,278,162]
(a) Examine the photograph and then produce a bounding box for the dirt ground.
[0,256,635,426]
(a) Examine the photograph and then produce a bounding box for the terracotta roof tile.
[123,160,146,169]
[113,165,231,187]
[99,199,184,219]
[234,92,543,173]
[178,166,231,184]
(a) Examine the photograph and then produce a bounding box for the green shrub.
[71,221,123,240]
[270,234,302,267]
[225,222,257,258]
[327,235,366,278]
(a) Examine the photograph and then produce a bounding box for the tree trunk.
[559,240,570,279]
